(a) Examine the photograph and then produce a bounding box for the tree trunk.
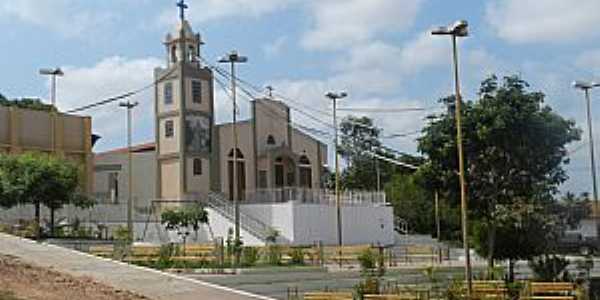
[34,202,41,240]
[50,207,55,237]
[487,221,497,273]
[508,259,515,282]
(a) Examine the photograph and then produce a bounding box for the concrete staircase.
[206,192,273,242]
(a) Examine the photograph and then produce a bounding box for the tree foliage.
[0,152,93,236]
[338,115,422,190]
[0,97,56,112]
[418,75,581,268]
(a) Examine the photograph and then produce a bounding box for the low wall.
[242,201,394,246]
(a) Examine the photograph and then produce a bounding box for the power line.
[66,68,177,114]
[337,107,427,113]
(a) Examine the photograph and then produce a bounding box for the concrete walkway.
[0,233,274,300]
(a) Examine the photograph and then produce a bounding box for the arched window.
[228,148,244,159]
[267,135,276,145]
[171,45,177,63]
[299,155,312,188]
[193,158,202,176]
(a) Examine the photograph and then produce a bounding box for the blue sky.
[2,0,600,195]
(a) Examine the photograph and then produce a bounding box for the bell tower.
[154,0,216,200]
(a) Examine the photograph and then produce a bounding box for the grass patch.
[0,290,24,300]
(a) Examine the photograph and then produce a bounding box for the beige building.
[0,105,93,194]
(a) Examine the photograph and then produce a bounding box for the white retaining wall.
[242,201,394,246]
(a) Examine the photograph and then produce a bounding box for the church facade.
[91,6,394,246]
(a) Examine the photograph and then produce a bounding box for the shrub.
[242,247,260,267]
[529,255,570,281]
[265,244,282,266]
[289,248,305,265]
[353,276,379,299]
[357,248,377,271]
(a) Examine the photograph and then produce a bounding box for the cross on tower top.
[176,0,188,22]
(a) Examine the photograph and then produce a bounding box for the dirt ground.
[0,255,150,300]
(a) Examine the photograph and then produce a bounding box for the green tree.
[385,173,434,234]
[0,152,93,237]
[338,115,420,190]
[0,97,56,112]
[418,75,581,271]
[161,205,209,255]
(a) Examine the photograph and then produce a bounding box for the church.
[92,3,395,246]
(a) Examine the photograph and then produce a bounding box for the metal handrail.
[206,192,272,240]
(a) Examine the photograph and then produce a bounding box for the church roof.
[95,142,156,157]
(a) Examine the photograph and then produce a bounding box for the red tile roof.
[95,142,156,156]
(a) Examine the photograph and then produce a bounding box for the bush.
[529,255,570,281]
[353,276,379,299]
[357,248,377,271]
[242,247,260,267]
[289,248,305,265]
[265,244,282,266]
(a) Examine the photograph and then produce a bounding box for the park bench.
[460,280,508,300]
[364,295,420,300]
[89,245,114,257]
[303,292,353,300]
[522,282,576,300]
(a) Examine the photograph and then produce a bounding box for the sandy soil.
[0,255,150,300]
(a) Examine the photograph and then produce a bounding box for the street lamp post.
[432,20,472,295]
[219,50,247,266]
[574,80,600,227]
[326,91,347,268]
[119,100,138,243]
[39,68,64,107]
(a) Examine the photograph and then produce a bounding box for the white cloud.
[301,0,423,51]
[56,56,163,151]
[159,0,297,26]
[485,0,600,44]
[0,0,115,37]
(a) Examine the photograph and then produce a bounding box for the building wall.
[217,122,256,198]
[94,151,157,207]
[254,99,290,153]
[243,202,394,246]
[0,105,93,194]
[291,128,326,188]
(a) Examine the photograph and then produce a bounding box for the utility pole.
[326,91,347,268]
[574,80,600,231]
[39,68,64,107]
[219,50,247,266]
[432,20,471,295]
[119,100,138,243]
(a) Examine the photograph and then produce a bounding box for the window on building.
[193,158,202,175]
[164,82,173,104]
[299,155,312,188]
[192,80,202,104]
[258,170,268,188]
[108,172,119,204]
[165,120,174,138]
[266,135,276,145]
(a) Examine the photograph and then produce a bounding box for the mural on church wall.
[185,115,211,153]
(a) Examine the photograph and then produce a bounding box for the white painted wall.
[242,202,394,246]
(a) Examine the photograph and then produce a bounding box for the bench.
[522,282,576,300]
[89,245,114,257]
[303,292,353,300]
[403,246,438,263]
[364,295,420,300]
[463,280,508,300]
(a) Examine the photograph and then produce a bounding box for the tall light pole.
[432,20,472,295]
[326,91,347,268]
[119,100,138,243]
[39,68,64,107]
[219,50,247,265]
[574,80,600,228]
